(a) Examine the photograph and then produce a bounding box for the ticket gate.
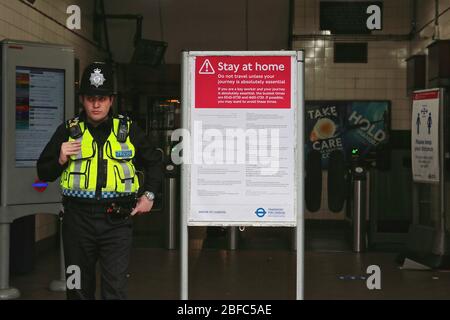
[351,164,368,252]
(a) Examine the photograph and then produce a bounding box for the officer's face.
[81,95,114,124]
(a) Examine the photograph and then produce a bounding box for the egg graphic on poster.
[310,118,337,142]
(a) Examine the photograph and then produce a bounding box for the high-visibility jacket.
[60,117,139,199]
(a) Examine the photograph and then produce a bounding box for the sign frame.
[185,52,300,227]
[180,50,304,300]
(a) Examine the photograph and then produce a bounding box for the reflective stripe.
[121,163,132,192]
[72,136,83,189]
[62,189,95,198]
[120,141,130,152]
[62,189,133,199]
[119,141,132,192]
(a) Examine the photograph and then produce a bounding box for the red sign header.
[413,90,439,101]
[195,56,291,109]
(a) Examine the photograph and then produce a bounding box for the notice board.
[411,89,441,183]
[181,51,303,226]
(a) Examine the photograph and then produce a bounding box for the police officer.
[37,62,161,300]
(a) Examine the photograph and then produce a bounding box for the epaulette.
[66,117,83,139]
[116,114,130,121]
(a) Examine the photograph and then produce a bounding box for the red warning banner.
[413,90,439,101]
[195,56,291,109]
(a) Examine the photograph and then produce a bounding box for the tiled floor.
[9,246,450,300]
[6,221,450,300]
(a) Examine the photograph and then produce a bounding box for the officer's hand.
[130,196,154,216]
[59,141,81,165]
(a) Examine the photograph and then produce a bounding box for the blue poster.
[305,101,390,168]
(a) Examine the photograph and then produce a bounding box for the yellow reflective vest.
[60,117,140,199]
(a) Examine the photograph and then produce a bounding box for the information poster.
[411,89,440,183]
[189,54,297,225]
[15,67,65,167]
[305,101,390,168]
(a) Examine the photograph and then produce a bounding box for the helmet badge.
[89,68,106,88]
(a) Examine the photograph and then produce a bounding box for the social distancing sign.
[411,89,441,183]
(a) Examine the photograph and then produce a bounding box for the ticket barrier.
[351,164,368,252]
[327,148,369,253]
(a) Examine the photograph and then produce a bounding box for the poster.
[15,67,65,167]
[189,54,297,225]
[411,89,440,183]
[305,101,390,168]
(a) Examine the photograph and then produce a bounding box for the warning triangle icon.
[199,59,215,74]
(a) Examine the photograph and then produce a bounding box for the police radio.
[67,118,83,139]
[117,116,129,143]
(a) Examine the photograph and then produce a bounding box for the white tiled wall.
[294,0,412,130]
[0,0,103,76]
[294,0,412,35]
[293,0,412,218]
[0,0,105,241]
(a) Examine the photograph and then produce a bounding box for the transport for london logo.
[255,208,267,218]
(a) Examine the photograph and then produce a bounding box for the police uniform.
[37,62,161,299]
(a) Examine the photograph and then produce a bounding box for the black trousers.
[62,200,133,300]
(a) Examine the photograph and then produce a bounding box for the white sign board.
[183,52,302,226]
[411,89,441,183]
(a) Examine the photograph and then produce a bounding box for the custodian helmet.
[79,62,116,96]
